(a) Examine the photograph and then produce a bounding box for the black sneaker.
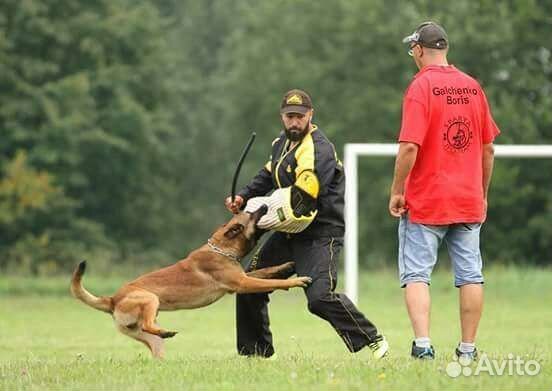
[411,341,435,359]
[455,346,478,362]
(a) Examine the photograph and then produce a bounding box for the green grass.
[1,265,551,390]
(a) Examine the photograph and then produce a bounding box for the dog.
[70,205,311,358]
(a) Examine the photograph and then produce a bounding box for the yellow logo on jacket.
[295,170,320,198]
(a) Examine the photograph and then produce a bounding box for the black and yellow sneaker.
[411,341,435,359]
[367,334,389,359]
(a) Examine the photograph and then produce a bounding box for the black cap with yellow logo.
[280,89,313,115]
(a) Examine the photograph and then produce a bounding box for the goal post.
[344,143,552,305]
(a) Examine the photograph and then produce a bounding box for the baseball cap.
[402,21,448,49]
[280,89,313,115]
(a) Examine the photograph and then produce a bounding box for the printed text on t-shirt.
[432,86,478,105]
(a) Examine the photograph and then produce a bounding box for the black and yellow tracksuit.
[236,125,380,356]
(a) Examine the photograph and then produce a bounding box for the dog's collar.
[207,239,241,262]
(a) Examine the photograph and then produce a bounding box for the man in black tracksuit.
[225,89,388,359]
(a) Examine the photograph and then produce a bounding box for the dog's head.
[211,204,268,257]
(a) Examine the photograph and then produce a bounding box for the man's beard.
[284,122,310,142]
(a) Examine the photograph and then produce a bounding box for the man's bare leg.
[459,283,483,343]
[404,282,431,338]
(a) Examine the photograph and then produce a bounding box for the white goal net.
[343,143,552,304]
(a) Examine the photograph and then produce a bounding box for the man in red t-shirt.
[389,21,500,361]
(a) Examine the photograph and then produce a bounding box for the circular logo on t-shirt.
[443,116,473,152]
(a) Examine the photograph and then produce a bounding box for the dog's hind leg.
[116,324,165,358]
[113,291,175,357]
[138,331,165,358]
[140,294,178,339]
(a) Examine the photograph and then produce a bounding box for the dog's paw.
[160,330,178,339]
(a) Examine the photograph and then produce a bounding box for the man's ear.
[223,224,244,239]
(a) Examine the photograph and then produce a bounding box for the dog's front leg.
[229,273,311,294]
[246,262,295,279]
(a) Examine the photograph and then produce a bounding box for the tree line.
[1,0,550,275]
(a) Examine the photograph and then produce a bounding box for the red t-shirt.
[398,65,500,224]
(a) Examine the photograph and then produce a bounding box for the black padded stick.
[231,132,256,203]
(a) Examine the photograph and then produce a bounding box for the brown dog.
[71,205,310,358]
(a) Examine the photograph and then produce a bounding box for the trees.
[1,0,550,273]
[201,0,552,265]
[0,0,178,272]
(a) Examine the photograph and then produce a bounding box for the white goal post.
[344,143,552,305]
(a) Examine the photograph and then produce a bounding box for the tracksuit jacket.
[237,125,345,238]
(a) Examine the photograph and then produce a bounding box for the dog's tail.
[70,261,113,314]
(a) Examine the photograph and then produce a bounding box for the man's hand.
[225,195,244,214]
[389,194,407,217]
[389,142,418,218]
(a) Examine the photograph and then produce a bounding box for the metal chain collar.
[207,239,241,262]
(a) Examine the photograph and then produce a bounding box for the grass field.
[1,265,550,390]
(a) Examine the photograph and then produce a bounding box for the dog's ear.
[211,224,226,236]
[224,223,244,239]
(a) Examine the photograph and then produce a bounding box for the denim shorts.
[398,213,484,288]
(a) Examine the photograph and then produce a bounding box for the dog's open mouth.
[246,205,268,242]
[249,204,268,224]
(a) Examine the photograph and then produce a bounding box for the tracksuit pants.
[236,232,379,357]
